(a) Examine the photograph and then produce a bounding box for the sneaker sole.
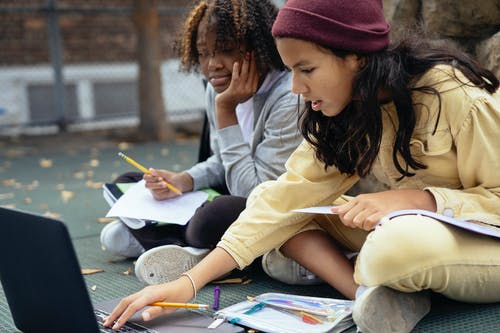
[352,286,430,333]
[135,246,208,285]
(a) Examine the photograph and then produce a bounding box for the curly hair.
[300,34,499,179]
[176,0,284,74]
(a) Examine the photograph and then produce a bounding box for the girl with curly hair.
[100,0,301,284]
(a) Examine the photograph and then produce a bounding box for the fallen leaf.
[43,211,61,219]
[81,268,104,275]
[25,180,39,191]
[242,278,253,285]
[97,217,116,223]
[0,193,14,200]
[122,267,132,275]
[85,180,103,189]
[89,159,99,167]
[118,142,131,150]
[73,171,85,179]
[60,190,75,203]
[2,179,17,187]
[39,158,53,168]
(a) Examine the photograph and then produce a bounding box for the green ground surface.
[1,132,499,332]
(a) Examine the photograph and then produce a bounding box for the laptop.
[0,207,243,333]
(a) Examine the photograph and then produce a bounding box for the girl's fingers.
[365,212,383,230]
[248,56,259,92]
[142,305,176,322]
[240,52,251,82]
[103,294,138,328]
[232,61,240,82]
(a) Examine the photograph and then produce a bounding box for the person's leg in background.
[185,195,247,248]
[134,195,247,284]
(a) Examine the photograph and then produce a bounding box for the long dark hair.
[301,35,498,179]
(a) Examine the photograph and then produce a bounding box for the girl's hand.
[102,277,194,330]
[143,169,193,200]
[215,52,260,128]
[332,189,437,230]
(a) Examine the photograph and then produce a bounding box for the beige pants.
[313,213,500,303]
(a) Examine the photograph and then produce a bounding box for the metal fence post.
[47,0,67,131]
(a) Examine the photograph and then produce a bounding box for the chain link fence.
[0,0,206,135]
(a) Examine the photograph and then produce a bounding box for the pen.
[117,152,182,195]
[213,285,221,310]
[149,302,210,310]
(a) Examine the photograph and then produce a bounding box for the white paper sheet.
[292,207,500,239]
[106,180,208,225]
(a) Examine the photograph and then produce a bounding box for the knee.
[356,215,451,285]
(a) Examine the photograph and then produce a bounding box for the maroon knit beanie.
[272,0,390,53]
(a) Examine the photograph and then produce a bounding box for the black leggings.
[113,172,246,250]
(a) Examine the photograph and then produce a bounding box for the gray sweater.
[186,71,303,197]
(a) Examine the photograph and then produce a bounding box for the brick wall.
[0,0,190,65]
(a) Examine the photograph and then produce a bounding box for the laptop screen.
[0,207,100,333]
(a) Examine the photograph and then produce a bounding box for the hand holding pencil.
[118,152,184,197]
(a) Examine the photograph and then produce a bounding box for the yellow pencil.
[149,302,209,310]
[117,152,182,195]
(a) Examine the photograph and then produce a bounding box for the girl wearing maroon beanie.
[105,1,499,332]
[264,0,499,332]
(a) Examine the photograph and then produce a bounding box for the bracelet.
[181,272,197,300]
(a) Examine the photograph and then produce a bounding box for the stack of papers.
[105,180,209,229]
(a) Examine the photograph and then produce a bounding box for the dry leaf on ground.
[2,179,17,187]
[39,158,53,168]
[122,267,132,275]
[73,171,85,179]
[89,159,100,167]
[85,180,103,189]
[43,211,61,219]
[60,190,75,203]
[118,142,131,150]
[97,217,116,223]
[0,193,14,200]
[81,268,104,275]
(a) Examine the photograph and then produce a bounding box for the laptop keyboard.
[94,309,157,333]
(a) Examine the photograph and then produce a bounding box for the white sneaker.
[134,245,209,285]
[100,220,145,258]
[261,249,323,285]
[352,286,431,333]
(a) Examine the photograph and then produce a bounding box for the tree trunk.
[133,0,175,141]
